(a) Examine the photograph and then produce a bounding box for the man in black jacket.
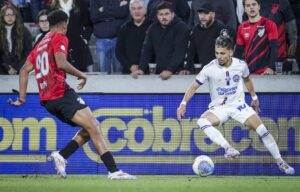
[131,2,189,80]
[116,0,152,74]
[184,3,232,74]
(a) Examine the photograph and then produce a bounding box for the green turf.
[0,175,299,192]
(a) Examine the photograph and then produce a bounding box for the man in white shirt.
[177,34,295,175]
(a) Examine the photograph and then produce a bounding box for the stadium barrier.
[0,75,299,175]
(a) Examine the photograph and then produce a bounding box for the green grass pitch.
[0,175,299,192]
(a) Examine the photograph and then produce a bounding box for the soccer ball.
[192,155,214,177]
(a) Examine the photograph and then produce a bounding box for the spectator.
[131,2,189,80]
[0,4,32,75]
[33,9,49,47]
[189,0,237,32]
[289,0,300,70]
[184,3,232,74]
[147,0,190,23]
[116,0,152,74]
[48,0,93,72]
[90,0,129,74]
[234,0,278,75]
[260,0,297,66]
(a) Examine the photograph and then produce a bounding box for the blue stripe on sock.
[200,125,210,130]
[261,132,270,138]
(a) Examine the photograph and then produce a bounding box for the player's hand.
[179,70,190,75]
[8,65,17,75]
[177,104,186,121]
[8,98,25,107]
[77,74,87,90]
[263,68,274,75]
[287,43,297,57]
[131,69,144,79]
[159,70,173,80]
[251,99,261,113]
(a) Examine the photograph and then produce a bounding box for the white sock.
[197,118,230,149]
[256,124,282,160]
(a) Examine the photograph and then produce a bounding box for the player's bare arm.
[8,61,34,107]
[55,52,87,90]
[177,82,200,120]
[243,76,260,113]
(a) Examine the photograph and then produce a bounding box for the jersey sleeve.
[236,24,245,46]
[195,66,208,85]
[242,62,250,78]
[52,34,69,55]
[26,51,34,64]
[266,19,278,41]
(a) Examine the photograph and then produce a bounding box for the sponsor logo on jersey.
[244,33,250,39]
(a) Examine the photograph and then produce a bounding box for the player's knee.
[197,118,212,131]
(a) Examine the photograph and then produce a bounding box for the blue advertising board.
[0,94,299,175]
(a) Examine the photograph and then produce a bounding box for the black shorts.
[44,88,87,127]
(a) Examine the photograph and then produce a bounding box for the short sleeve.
[52,34,68,55]
[266,20,278,41]
[195,66,208,85]
[26,51,34,64]
[236,24,245,46]
[242,62,250,78]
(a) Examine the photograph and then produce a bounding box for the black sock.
[59,140,79,159]
[100,151,119,173]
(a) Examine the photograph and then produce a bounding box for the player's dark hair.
[215,34,233,50]
[156,1,174,14]
[243,0,260,7]
[47,10,68,27]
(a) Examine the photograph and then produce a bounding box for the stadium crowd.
[0,0,299,76]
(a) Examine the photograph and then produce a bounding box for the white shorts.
[202,103,256,124]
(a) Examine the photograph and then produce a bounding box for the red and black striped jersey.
[237,17,278,74]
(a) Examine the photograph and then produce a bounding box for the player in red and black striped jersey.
[260,0,297,61]
[9,10,136,180]
[234,0,278,74]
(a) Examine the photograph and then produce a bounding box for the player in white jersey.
[177,34,295,175]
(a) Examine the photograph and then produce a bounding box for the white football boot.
[108,170,137,180]
[48,151,67,178]
[224,147,240,160]
[277,160,295,175]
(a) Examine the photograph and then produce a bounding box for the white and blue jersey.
[196,58,249,108]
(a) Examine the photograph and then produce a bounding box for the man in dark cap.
[189,0,237,32]
[182,2,233,74]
